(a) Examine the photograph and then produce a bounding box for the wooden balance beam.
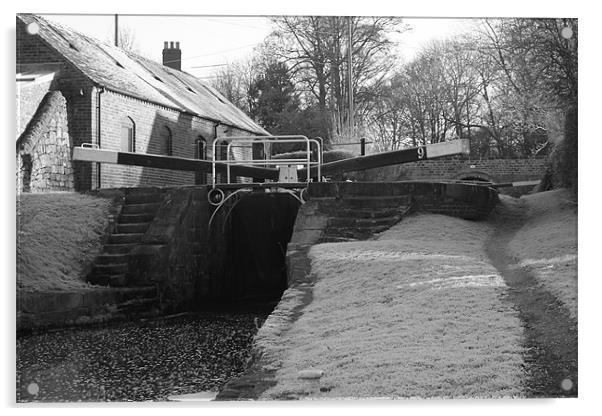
[73,139,469,181]
[72,146,280,181]
[298,139,470,179]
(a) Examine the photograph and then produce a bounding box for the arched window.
[120,117,135,152]
[162,126,173,156]
[218,139,229,161]
[195,135,207,185]
[196,136,207,160]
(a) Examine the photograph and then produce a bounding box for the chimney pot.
[162,40,182,71]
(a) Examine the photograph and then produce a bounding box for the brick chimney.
[162,41,181,71]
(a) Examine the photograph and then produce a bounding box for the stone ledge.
[17,286,159,333]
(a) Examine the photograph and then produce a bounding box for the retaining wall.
[129,186,214,312]
[308,181,499,220]
[357,157,547,184]
[17,287,158,334]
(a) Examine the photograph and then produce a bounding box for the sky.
[37,14,475,80]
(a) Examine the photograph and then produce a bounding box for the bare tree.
[268,16,406,140]
[106,25,140,54]
[209,59,256,114]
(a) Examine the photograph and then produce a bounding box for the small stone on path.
[297,369,324,379]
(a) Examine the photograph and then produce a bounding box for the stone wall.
[358,157,548,184]
[308,181,499,220]
[128,187,214,312]
[17,90,74,193]
[17,287,158,333]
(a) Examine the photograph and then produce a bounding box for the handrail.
[211,135,322,187]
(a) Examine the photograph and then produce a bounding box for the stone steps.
[315,194,411,243]
[88,273,129,287]
[93,262,129,275]
[109,233,145,245]
[321,225,391,241]
[94,253,130,265]
[87,191,163,288]
[103,243,138,255]
[124,192,164,205]
[327,215,402,228]
[335,207,403,219]
[118,213,156,223]
[121,202,162,214]
[115,222,150,234]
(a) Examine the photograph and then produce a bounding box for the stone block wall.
[307,181,499,221]
[17,91,74,193]
[129,186,213,312]
[359,157,548,184]
[17,287,158,333]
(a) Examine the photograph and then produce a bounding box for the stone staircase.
[315,195,412,243]
[88,191,163,287]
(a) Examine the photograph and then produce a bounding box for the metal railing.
[211,135,322,187]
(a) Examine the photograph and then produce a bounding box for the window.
[218,139,229,161]
[195,136,207,160]
[163,126,173,156]
[195,135,207,185]
[120,117,135,152]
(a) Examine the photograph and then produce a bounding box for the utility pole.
[114,14,119,47]
[347,16,354,141]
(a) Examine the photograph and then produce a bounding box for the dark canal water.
[17,310,269,402]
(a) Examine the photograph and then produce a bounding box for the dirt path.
[485,199,578,397]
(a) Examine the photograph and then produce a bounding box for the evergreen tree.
[249,62,299,133]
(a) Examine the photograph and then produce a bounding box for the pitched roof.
[17,14,269,136]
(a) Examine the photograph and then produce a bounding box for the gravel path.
[17,311,268,402]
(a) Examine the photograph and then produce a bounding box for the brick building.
[16,14,269,193]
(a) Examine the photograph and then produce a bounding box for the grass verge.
[261,214,526,399]
[17,192,113,292]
